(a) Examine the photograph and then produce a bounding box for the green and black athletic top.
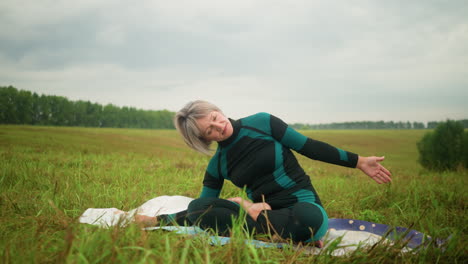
[200,113,359,209]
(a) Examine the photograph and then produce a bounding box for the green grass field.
[0,125,466,263]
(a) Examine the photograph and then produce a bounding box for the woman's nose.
[212,121,223,131]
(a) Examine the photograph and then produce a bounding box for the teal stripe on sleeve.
[200,186,221,198]
[281,127,307,150]
[337,148,349,162]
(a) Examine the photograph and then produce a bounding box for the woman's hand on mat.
[227,197,272,221]
[357,156,392,184]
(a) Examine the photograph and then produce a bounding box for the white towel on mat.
[79,195,193,227]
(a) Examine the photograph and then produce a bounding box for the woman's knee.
[187,197,217,212]
[293,203,325,225]
[292,202,328,241]
[187,197,216,224]
[187,197,240,223]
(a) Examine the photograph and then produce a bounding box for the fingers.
[373,169,392,184]
[371,173,384,184]
[372,156,392,184]
[381,166,392,177]
[379,172,391,183]
[378,163,392,181]
[381,171,392,183]
[376,156,385,162]
[371,175,383,184]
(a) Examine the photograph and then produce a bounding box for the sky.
[1,0,467,124]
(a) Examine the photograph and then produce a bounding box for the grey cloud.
[0,13,266,74]
[0,0,466,124]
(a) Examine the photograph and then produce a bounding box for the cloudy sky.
[1,0,467,124]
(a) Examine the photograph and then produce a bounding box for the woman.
[137,100,392,245]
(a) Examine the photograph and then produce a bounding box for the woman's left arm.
[356,156,392,184]
[268,113,358,168]
[268,113,392,183]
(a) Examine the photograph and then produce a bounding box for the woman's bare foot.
[227,197,271,221]
[134,214,158,227]
[314,240,324,248]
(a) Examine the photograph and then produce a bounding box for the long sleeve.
[199,153,224,198]
[268,113,359,168]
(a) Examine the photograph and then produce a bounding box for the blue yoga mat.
[147,218,446,250]
[328,218,444,249]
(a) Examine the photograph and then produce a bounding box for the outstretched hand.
[357,156,392,184]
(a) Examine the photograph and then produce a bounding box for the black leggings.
[159,197,328,242]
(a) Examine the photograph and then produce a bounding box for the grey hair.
[174,100,223,155]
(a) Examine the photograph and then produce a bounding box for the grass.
[0,125,466,263]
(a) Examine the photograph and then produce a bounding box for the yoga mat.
[79,196,447,255]
[145,218,441,250]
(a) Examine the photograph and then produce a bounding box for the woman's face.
[196,111,233,142]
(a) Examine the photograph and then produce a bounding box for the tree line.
[0,86,175,129]
[291,119,468,130]
[1,86,466,130]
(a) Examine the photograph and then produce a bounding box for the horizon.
[3,85,465,126]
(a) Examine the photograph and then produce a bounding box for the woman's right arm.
[199,157,224,198]
[200,172,224,198]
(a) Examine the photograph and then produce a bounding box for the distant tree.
[16,90,33,124]
[417,120,466,171]
[0,86,10,123]
[405,121,412,129]
[413,122,425,129]
[102,104,120,127]
[48,96,69,125]
[37,94,51,125]
[31,92,41,124]
[427,121,439,129]
[82,102,101,127]
[73,100,87,126]
[459,119,468,128]
[0,86,20,124]
[463,131,468,168]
